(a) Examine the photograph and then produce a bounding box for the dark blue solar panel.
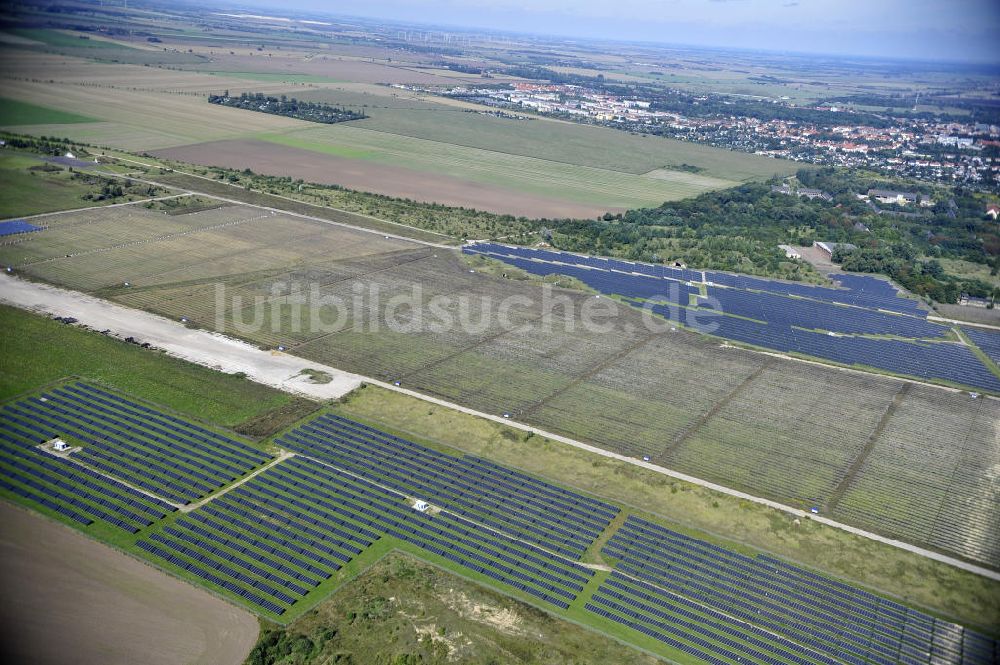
[964,326,1000,367]
[463,243,1000,392]
[0,220,42,237]
[594,515,997,665]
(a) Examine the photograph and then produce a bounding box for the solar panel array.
[275,414,619,559]
[0,412,176,533]
[0,382,270,505]
[135,452,597,616]
[593,516,998,665]
[464,243,1000,392]
[0,219,43,237]
[964,327,1000,367]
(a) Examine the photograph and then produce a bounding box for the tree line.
[208,92,367,124]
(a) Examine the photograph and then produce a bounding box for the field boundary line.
[662,358,773,456]
[2,275,998,581]
[101,155,457,245]
[179,449,294,513]
[824,383,911,513]
[517,332,664,419]
[0,193,193,225]
[717,341,999,401]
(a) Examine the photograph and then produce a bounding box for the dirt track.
[0,273,363,400]
[152,139,619,219]
[0,501,258,665]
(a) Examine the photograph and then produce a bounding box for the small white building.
[52,439,70,452]
[412,500,429,513]
[778,244,801,260]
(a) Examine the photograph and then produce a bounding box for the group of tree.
[208,92,367,124]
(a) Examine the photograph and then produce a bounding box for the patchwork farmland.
[2,203,999,571]
[0,44,795,217]
[0,379,995,663]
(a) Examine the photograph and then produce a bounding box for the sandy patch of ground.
[442,589,533,638]
[152,139,617,219]
[0,501,258,665]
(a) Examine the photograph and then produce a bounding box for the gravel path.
[0,273,362,400]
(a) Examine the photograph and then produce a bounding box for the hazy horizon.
[229,0,1000,63]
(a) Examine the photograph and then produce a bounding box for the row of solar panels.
[618,518,931,632]
[464,245,1000,391]
[60,385,263,469]
[77,383,268,466]
[468,245,939,340]
[300,416,613,526]
[3,402,216,504]
[964,326,1000,366]
[640,301,1000,392]
[133,450,596,615]
[0,384,270,503]
[0,219,43,238]
[272,457,593,588]
[279,422,609,557]
[0,424,176,530]
[26,398,237,491]
[598,516,996,665]
[275,414,618,557]
[325,414,617,517]
[465,243,924,314]
[282,430,590,559]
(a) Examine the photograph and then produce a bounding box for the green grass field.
[0,98,98,126]
[205,71,345,84]
[0,151,169,218]
[338,103,795,180]
[259,126,737,209]
[0,304,295,427]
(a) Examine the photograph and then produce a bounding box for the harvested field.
[0,53,310,150]
[178,53,480,85]
[328,101,796,180]
[0,501,258,665]
[5,205,1000,568]
[152,139,625,217]
[152,136,725,217]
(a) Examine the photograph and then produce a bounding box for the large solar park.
[0,379,996,664]
[463,243,1000,394]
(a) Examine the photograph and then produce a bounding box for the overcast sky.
[249,0,1000,63]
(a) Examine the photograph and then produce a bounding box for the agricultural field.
[0,501,258,665]
[0,41,796,216]
[4,202,999,571]
[304,97,792,180]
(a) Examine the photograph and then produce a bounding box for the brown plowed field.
[0,501,258,665]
